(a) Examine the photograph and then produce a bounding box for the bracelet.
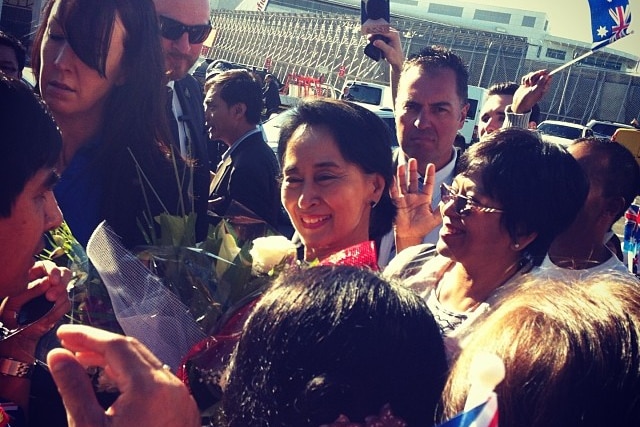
[0,357,34,379]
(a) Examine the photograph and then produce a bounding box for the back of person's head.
[486,81,518,97]
[441,274,640,427]
[223,265,448,427]
[0,30,26,76]
[277,98,397,242]
[0,75,61,216]
[205,59,235,83]
[404,45,469,104]
[458,128,588,265]
[206,69,263,125]
[571,137,640,222]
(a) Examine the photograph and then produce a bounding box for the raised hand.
[512,69,553,115]
[47,325,200,427]
[390,158,442,253]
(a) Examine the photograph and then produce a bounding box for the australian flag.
[588,0,633,50]
[435,393,499,427]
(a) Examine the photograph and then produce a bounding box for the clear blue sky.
[456,0,638,56]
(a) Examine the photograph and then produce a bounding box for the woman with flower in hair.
[277,98,397,267]
[223,266,448,427]
[181,98,399,417]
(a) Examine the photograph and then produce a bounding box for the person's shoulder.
[175,74,204,98]
[383,243,439,280]
[233,135,278,169]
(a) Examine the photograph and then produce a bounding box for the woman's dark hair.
[457,128,588,265]
[0,76,61,217]
[277,98,396,243]
[31,0,189,247]
[223,265,448,427]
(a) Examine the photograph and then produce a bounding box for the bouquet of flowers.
[39,221,123,334]
[84,201,295,371]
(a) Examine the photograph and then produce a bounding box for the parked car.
[537,120,594,147]
[586,119,635,138]
[262,105,398,159]
[21,66,36,89]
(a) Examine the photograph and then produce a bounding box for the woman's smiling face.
[437,172,512,267]
[281,124,383,261]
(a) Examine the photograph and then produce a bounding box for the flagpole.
[548,50,595,76]
[549,27,635,77]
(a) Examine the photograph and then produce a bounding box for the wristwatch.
[0,357,34,379]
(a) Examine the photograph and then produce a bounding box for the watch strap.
[0,357,34,379]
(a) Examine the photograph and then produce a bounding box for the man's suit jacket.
[209,131,281,228]
[171,74,210,240]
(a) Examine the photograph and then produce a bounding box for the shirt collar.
[221,126,262,161]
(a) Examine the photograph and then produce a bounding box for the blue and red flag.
[436,393,498,427]
[588,0,633,50]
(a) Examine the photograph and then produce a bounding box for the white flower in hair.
[250,236,297,275]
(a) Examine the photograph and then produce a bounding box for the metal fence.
[206,9,640,125]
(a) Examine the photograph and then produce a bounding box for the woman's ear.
[369,173,385,204]
[511,231,538,251]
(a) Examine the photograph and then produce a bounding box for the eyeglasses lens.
[159,16,211,44]
[440,184,470,216]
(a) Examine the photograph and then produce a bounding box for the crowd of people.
[1,2,640,426]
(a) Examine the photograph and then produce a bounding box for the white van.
[462,85,486,145]
[341,81,394,110]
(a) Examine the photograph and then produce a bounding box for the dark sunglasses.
[158,15,212,44]
[440,182,504,217]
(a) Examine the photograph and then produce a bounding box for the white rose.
[250,236,297,275]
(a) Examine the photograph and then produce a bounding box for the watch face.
[17,295,55,326]
[0,295,55,342]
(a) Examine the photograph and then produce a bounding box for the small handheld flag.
[589,0,632,50]
[549,0,633,76]
[435,353,505,427]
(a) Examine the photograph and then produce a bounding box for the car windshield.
[590,123,619,137]
[538,123,583,139]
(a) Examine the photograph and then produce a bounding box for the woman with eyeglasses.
[385,127,588,338]
[30,0,195,249]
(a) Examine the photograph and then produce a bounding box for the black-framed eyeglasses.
[440,182,504,217]
[158,15,212,44]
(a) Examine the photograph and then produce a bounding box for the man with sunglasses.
[154,0,212,241]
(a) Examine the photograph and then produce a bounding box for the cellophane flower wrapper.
[85,201,283,371]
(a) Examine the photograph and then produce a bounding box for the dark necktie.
[166,86,180,151]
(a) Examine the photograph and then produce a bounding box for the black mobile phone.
[17,295,55,326]
[361,0,390,62]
